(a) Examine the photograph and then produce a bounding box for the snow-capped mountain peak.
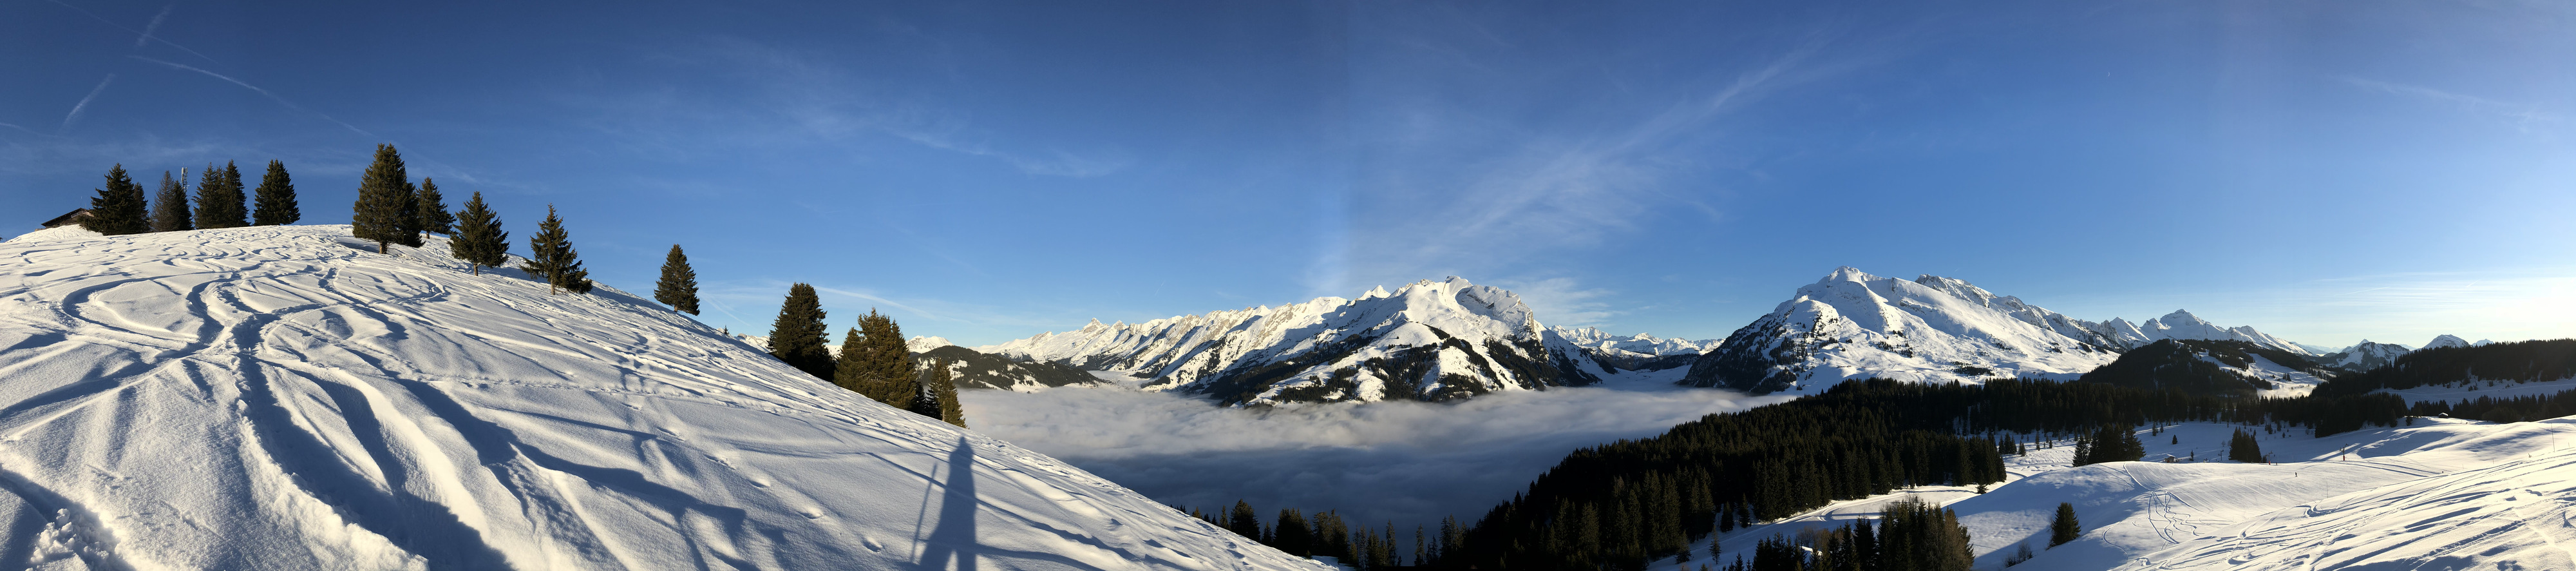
[2423,334,2473,350]
[982,276,1602,405]
[1681,268,2122,394]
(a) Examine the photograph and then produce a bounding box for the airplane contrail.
[43,0,220,64]
[61,73,117,131]
[135,5,171,48]
[127,56,376,138]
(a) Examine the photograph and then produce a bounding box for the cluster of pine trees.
[1717,498,1972,571]
[79,161,301,235]
[764,285,965,427]
[2068,424,2144,467]
[1186,500,1428,568]
[2227,429,2266,463]
[340,144,600,295]
[2409,390,2576,423]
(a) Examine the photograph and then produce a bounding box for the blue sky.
[6,0,2574,348]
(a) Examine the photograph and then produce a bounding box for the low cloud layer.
[962,376,1786,535]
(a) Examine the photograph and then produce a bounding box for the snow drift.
[0,225,1318,570]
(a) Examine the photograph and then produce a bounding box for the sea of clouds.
[960,373,1788,536]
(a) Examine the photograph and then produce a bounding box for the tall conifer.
[195,161,247,229]
[252,160,299,225]
[82,164,150,235]
[654,245,701,315]
[766,284,835,380]
[449,191,509,275]
[927,360,964,427]
[835,309,918,408]
[415,179,455,236]
[522,205,591,294]
[2049,502,2081,547]
[832,328,865,392]
[352,144,417,253]
[151,169,193,232]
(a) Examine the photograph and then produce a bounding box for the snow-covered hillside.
[1661,417,2576,571]
[2317,339,2413,371]
[981,278,1607,406]
[0,225,1319,570]
[1681,268,2312,394]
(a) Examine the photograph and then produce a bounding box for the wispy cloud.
[2341,77,2564,130]
[133,5,170,48]
[61,73,116,131]
[1495,276,1615,327]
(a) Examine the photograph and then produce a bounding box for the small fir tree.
[415,178,455,236]
[351,144,419,253]
[448,192,509,275]
[913,360,964,427]
[194,161,248,229]
[831,328,866,392]
[522,205,591,294]
[151,169,193,232]
[766,284,835,380]
[252,160,299,225]
[2049,502,2081,547]
[82,164,150,235]
[654,245,701,315]
[2228,429,2266,463]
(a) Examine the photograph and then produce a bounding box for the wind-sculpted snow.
[981,277,1605,406]
[0,226,1322,570]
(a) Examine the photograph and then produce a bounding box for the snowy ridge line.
[1681,267,2320,395]
[0,225,1324,570]
[980,276,1610,405]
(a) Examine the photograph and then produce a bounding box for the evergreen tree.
[1272,510,1312,557]
[448,192,509,275]
[907,362,947,420]
[522,206,592,294]
[415,178,455,235]
[82,164,150,235]
[397,181,426,243]
[831,328,864,391]
[151,169,193,232]
[2049,502,2081,547]
[654,244,701,315]
[1229,501,1262,540]
[351,144,419,253]
[921,359,965,427]
[194,161,248,229]
[252,160,299,226]
[766,284,835,380]
[2228,429,2266,463]
[836,309,918,408]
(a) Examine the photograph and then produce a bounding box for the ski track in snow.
[0,225,1325,570]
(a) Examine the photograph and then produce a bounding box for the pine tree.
[151,169,193,232]
[766,284,835,380]
[82,164,150,235]
[351,144,417,253]
[2049,502,2080,547]
[922,359,965,427]
[396,181,425,246]
[448,192,509,275]
[836,309,918,408]
[831,328,865,392]
[654,245,701,315]
[522,206,591,294]
[252,160,299,226]
[2228,429,2265,463]
[1229,501,1262,539]
[195,161,247,229]
[415,178,455,236]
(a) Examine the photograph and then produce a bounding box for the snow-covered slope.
[2076,339,2338,398]
[0,225,1318,570]
[981,278,1605,406]
[2317,339,2413,371]
[1681,268,2315,394]
[1678,268,2123,394]
[1544,326,1714,371]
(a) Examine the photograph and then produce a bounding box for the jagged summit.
[982,276,1601,405]
[1681,267,2315,394]
[0,225,1317,570]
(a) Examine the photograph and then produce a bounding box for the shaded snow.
[0,225,1321,570]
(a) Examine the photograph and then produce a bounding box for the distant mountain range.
[951,267,2496,402]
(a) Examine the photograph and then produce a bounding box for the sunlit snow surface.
[0,225,1322,570]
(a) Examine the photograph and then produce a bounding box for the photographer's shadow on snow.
[918,438,977,571]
